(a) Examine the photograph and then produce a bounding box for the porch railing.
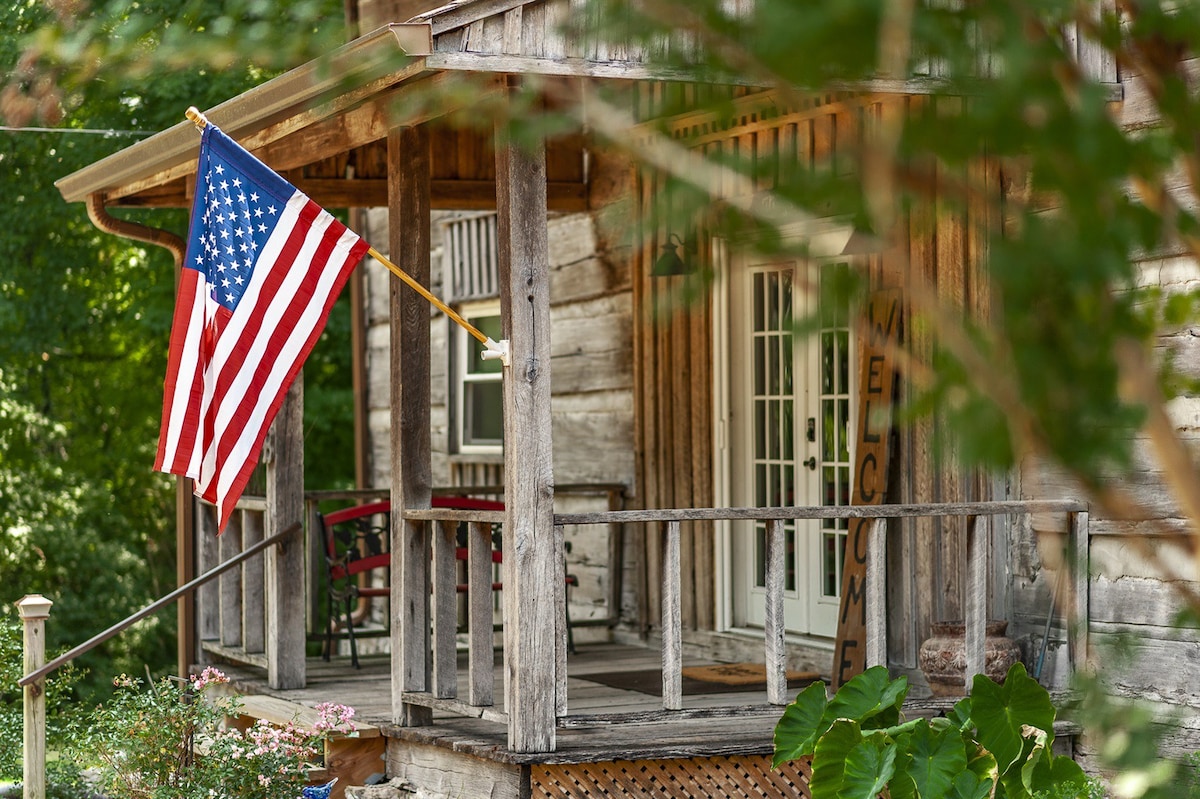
[190,483,626,694]
[184,494,1088,752]
[397,498,1088,750]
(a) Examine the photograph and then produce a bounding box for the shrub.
[68,666,356,799]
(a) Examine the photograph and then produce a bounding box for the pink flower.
[189,666,229,691]
[313,702,356,733]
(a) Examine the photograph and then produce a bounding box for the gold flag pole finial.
[185,107,209,130]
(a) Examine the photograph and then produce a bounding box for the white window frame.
[453,299,504,455]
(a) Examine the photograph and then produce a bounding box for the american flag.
[155,123,369,532]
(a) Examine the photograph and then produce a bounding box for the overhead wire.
[0,125,152,137]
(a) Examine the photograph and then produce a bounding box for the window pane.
[755,400,766,459]
[822,399,834,461]
[782,332,793,392]
[786,526,797,592]
[823,532,838,597]
[837,330,850,394]
[465,380,504,445]
[821,332,834,394]
[468,315,504,375]
[754,336,766,395]
[767,271,780,330]
[838,399,850,461]
[753,272,765,330]
[782,399,794,461]
[755,524,766,588]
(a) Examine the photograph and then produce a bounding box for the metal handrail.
[19,521,302,687]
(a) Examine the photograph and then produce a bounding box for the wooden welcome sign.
[832,290,901,689]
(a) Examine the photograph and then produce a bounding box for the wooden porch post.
[176,478,195,676]
[389,124,434,727]
[496,91,558,753]
[19,594,52,799]
[266,378,306,690]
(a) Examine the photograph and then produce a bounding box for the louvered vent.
[444,212,499,302]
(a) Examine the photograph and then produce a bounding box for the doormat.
[682,662,821,686]
[578,664,823,697]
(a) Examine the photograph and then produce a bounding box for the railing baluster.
[764,519,787,705]
[197,503,220,646]
[242,509,265,654]
[1069,510,1090,673]
[965,515,988,692]
[662,520,682,711]
[865,518,888,668]
[555,524,568,719]
[468,521,494,707]
[432,519,458,699]
[304,498,324,637]
[395,517,432,725]
[219,511,243,648]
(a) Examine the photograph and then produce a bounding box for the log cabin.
[52,0,1198,795]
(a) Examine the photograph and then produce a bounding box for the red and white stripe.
[156,192,367,531]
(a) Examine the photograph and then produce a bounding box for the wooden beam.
[292,178,588,212]
[496,94,557,753]
[389,124,434,727]
[109,178,589,212]
[253,72,502,175]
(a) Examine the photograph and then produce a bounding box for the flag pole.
[182,107,510,366]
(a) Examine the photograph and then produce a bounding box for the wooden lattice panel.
[530,754,812,799]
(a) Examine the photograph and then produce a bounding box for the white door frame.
[711,227,858,636]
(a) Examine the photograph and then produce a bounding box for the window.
[454,301,504,454]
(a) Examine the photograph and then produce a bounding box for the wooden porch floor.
[215,641,804,764]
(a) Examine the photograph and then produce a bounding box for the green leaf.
[810,719,863,799]
[908,721,969,798]
[964,738,1000,789]
[1048,755,1086,788]
[842,731,898,799]
[1015,724,1053,798]
[947,770,995,799]
[773,681,830,766]
[824,666,908,730]
[888,771,919,799]
[947,696,973,730]
[970,663,1056,774]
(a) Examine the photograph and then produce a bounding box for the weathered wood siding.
[1011,58,1200,743]
[631,87,1008,672]
[1018,263,1200,715]
[361,206,634,638]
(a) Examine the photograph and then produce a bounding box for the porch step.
[230,695,386,799]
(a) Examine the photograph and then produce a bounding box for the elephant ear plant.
[773,663,1095,799]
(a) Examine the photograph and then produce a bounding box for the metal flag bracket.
[482,337,510,367]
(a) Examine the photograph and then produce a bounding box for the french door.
[726,256,855,637]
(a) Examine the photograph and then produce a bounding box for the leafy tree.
[0,0,348,697]
[7,0,1200,791]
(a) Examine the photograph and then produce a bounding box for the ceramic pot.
[918,619,1021,697]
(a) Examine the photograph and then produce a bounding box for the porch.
[214,642,992,799]
[194,492,1090,797]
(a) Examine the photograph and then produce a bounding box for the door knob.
[803,456,817,470]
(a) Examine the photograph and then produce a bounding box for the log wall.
[361,206,634,641]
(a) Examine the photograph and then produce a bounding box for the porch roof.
[54,0,731,211]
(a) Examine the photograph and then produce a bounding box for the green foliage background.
[0,0,352,700]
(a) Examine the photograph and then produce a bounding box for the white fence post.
[18,594,53,799]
